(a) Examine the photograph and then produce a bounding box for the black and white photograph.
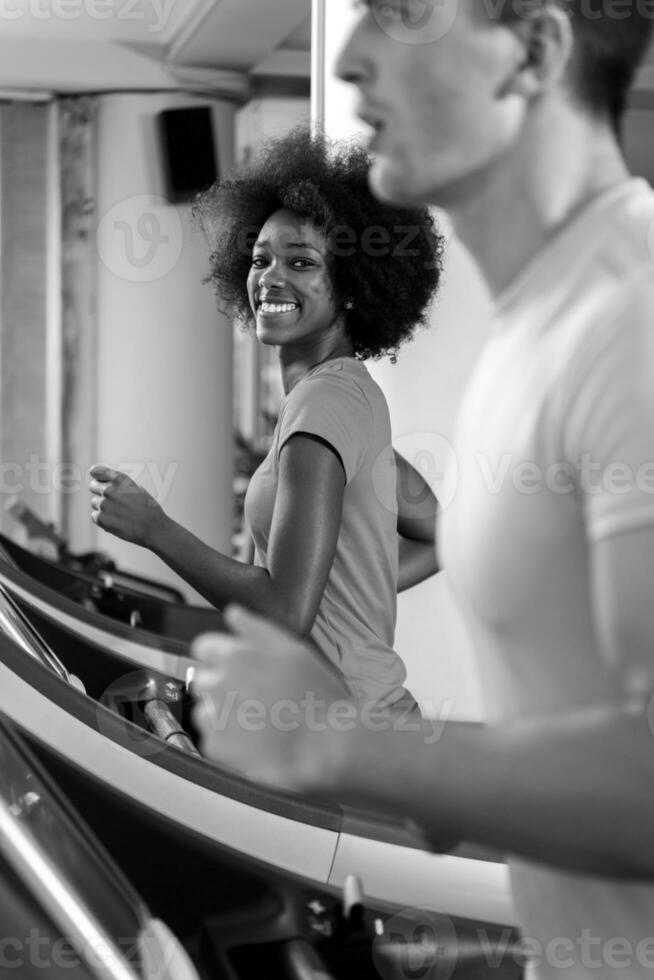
[0,2,652,977]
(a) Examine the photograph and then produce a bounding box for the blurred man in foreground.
[193,5,654,977]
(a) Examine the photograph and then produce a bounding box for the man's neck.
[446,108,631,298]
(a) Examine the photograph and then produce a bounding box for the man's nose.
[335,15,369,86]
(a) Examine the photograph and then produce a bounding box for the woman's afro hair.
[195,128,444,361]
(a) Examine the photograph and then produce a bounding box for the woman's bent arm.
[394,451,440,591]
[89,436,344,635]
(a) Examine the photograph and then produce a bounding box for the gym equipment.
[0,583,518,949]
[0,529,223,644]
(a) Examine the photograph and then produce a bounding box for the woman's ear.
[507,7,574,99]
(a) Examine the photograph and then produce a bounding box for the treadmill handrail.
[0,795,141,980]
[0,559,190,655]
[142,700,201,757]
[0,585,71,684]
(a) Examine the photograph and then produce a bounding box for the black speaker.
[159,106,218,204]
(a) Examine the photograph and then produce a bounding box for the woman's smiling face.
[247,208,343,350]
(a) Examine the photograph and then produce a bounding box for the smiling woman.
[200,128,441,362]
[88,128,444,710]
[247,209,342,353]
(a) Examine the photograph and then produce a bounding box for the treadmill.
[0,580,523,979]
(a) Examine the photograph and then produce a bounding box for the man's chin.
[368,158,424,208]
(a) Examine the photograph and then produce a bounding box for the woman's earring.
[345,300,355,310]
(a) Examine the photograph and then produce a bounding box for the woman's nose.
[260,266,286,288]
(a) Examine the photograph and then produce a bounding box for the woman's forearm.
[397,536,440,591]
[146,512,279,617]
[89,450,342,636]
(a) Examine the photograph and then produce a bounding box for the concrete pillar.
[0,103,55,539]
[93,93,235,603]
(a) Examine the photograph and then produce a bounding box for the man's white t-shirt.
[440,179,654,978]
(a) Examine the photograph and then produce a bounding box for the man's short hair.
[497,1,653,131]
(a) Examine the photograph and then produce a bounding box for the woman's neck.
[278,331,355,395]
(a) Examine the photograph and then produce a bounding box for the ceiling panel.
[280,12,311,52]
[0,37,175,90]
[170,0,310,70]
[0,0,310,93]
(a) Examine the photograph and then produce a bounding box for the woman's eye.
[251,256,267,268]
[291,259,313,269]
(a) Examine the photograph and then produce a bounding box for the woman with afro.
[89,129,443,711]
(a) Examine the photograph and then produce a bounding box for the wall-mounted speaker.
[159,106,218,204]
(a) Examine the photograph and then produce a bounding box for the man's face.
[336,0,528,208]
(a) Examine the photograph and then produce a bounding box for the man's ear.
[507,8,574,99]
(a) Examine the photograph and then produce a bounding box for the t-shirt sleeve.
[277,373,372,484]
[561,282,654,542]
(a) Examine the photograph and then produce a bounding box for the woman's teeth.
[260,302,298,314]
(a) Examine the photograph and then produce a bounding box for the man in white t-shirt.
[193,4,654,976]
